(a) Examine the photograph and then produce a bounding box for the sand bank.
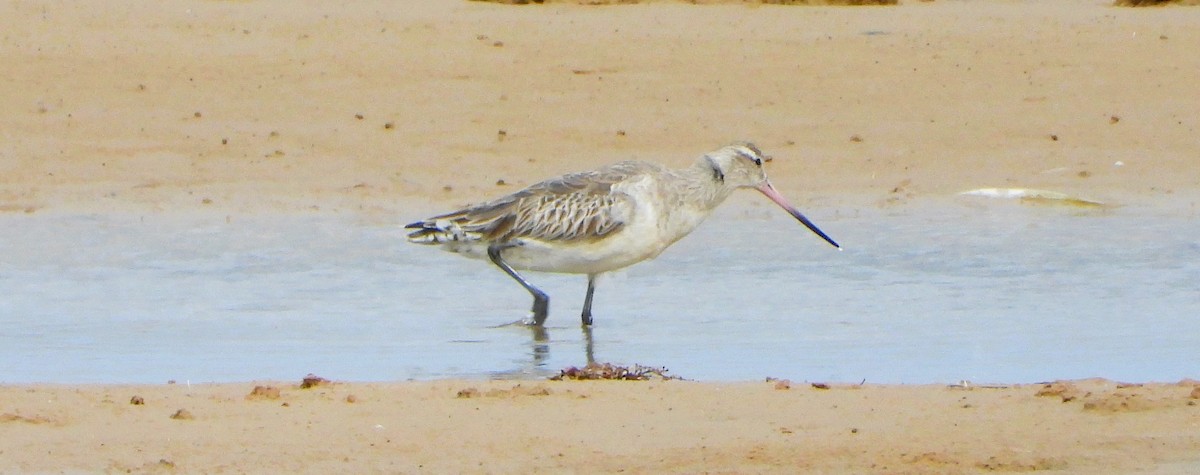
[2,1,1199,472]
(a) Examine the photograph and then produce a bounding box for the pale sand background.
[2,0,1200,473]
[2,0,1198,216]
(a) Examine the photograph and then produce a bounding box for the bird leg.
[581,324,595,365]
[581,274,597,326]
[487,244,549,326]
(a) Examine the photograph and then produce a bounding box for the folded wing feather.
[406,161,651,245]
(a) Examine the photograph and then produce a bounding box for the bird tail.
[405,220,455,244]
[404,214,488,245]
[406,198,522,246]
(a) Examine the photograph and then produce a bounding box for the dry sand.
[3,378,1200,473]
[2,0,1198,216]
[2,0,1200,473]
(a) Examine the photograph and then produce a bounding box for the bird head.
[705,141,841,250]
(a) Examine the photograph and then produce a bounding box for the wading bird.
[406,142,840,327]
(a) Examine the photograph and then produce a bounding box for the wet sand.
[2,0,1200,473]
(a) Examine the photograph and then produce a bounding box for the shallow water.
[2,195,1198,384]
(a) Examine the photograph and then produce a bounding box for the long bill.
[755,182,841,250]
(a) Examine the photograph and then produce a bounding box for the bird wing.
[406,161,653,245]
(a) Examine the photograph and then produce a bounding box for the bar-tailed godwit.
[406,142,840,327]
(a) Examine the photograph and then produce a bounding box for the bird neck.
[671,159,737,211]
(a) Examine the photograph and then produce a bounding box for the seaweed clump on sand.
[470,0,900,5]
[467,0,640,4]
[551,362,682,381]
[1114,0,1200,5]
[752,0,899,4]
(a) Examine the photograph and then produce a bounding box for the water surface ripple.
[2,197,1196,384]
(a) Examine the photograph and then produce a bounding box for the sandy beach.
[3,0,1198,216]
[1,377,1198,473]
[2,0,1199,472]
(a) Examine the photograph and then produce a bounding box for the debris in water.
[959,188,1109,208]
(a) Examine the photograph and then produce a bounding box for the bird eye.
[736,149,764,166]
